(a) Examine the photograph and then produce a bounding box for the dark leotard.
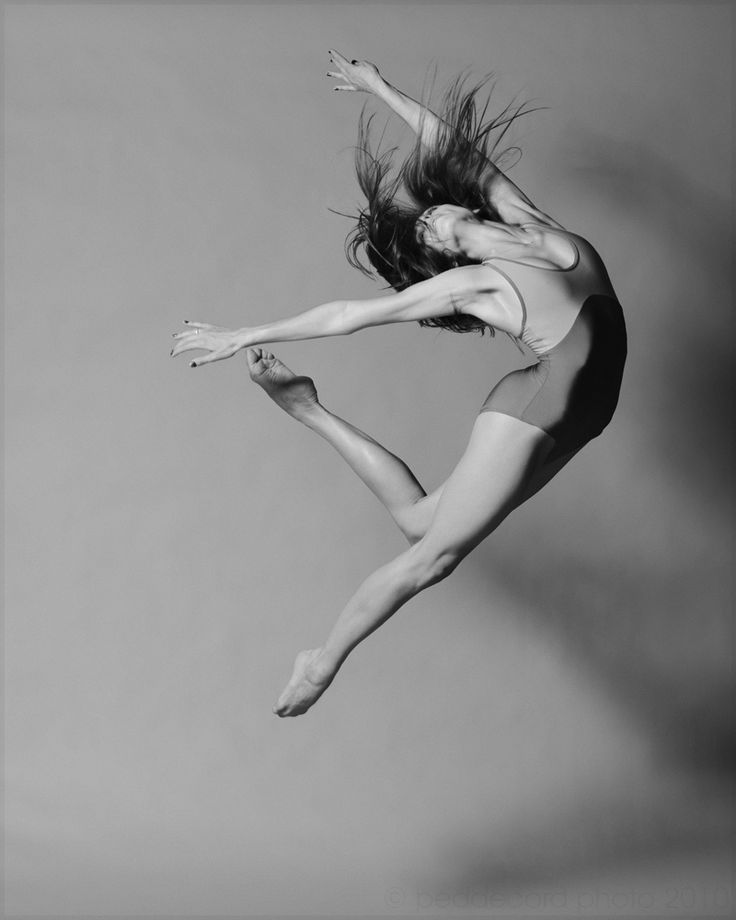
[479,224,627,461]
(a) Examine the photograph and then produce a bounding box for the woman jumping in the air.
[171,52,627,717]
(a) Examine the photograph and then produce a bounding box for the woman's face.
[415,204,478,254]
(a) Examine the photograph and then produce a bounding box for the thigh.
[418,410,555,560]
[406,420,580,543]
[517,444,582,505]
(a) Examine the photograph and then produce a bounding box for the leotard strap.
[482,259,527,338]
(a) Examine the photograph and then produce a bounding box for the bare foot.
[273,648,336,717]
[246,348,319,421]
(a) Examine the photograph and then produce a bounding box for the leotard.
[478,224,627,461]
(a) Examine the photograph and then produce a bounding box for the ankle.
[307,648,340,684]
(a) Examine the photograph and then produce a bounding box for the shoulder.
[442,264,519,333]
[429,263,508,304]
[442,262,502,290]
[492,194,567,233]
[400,263,502,301]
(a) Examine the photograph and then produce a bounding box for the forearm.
[373,79,442,148]
[375,78,514,204]
[241,299,354,346]
[483,167,537,213]
[240,280,443,347]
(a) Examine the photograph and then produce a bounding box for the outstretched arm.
[328,50,564,229]
[328,50,443,148]
[170,265,503,366]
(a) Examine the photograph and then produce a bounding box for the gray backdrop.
[5,1,733,917]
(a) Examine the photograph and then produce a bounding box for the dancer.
[171,52,627,716]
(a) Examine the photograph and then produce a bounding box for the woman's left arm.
[170,266,502,366]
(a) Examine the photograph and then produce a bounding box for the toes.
[274,698,300,718]
[245,347,272,378]
[245,348,276,368]
[245,347,264,370]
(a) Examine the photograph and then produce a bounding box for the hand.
[170,321,248,367]
[327,50,383,94]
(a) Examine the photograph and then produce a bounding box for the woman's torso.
[477,222,628,453]
[480,223,620,357]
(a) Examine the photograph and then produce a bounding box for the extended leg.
[246,348,443,542]
[274,412,555,716]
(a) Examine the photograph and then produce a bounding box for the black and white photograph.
[4,0,734,917]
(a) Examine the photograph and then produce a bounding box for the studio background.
[5,1,733,916]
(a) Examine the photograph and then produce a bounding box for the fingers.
[170,328,219,357]
[327,50,378,94]
[170,321,233,358]
[170,339,227,364]
[327,58,358,91]
[171,336,206,357]
[171,321,221,341]
[189,352,218,368]
[190,348,236,368]
[327,70,355,84]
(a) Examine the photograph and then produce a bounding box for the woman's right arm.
[328,51,564,229]
[171,264,507,366]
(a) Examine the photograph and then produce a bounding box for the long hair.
[344,73,540,334]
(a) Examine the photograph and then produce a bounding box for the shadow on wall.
[449,134,734,892]
[432,776,731,899]
[494,131,735,772]
[576,130,735,499]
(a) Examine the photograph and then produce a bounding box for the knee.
[402,524,426,547]
[395,498,431,546]
[408,541,463,589]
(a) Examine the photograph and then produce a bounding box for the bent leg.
[409,412,555,565]
[408,440,581,544]
[274,412,554,716]
[247,348,442,542]
[304,410,439,537]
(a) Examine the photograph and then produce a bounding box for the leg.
[246,348,442,543]
[274,412,555,716]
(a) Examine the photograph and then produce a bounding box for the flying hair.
[339,71,543,335]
